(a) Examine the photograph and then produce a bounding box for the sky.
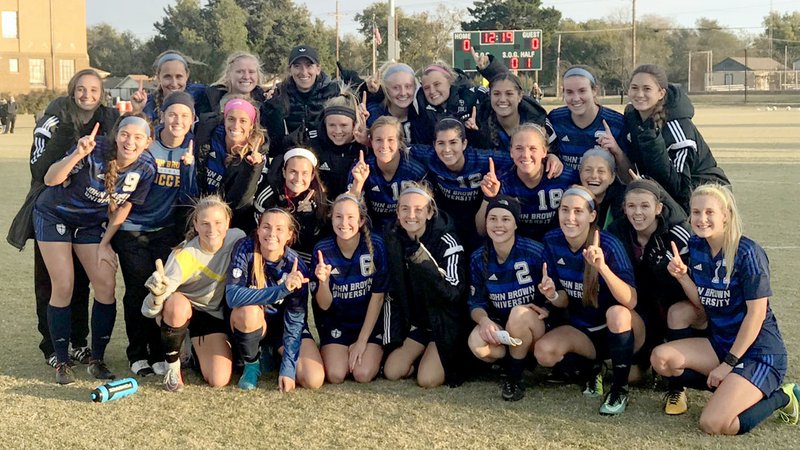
[86,0,798,39]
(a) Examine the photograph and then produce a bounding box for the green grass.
[0,110,798,449]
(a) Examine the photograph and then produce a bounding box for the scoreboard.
[452,30,543,72]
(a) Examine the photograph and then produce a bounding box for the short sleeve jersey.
[469,236,545,323]
[311,234,389,327]
[548,105,628,170]
[543,228,636,330]
[688,235,784,357]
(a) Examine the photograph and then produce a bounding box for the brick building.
[0,0,90,95]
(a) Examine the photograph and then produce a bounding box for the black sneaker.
[501,379,525,401]
[87,360,116,380]
[55,362,76,385]
[69,345,92,364]
[46,353,58,368]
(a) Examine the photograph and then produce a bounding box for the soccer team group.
[8,41,798,435]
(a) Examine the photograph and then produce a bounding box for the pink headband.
[424,65,451,78]
[223,99,257,123]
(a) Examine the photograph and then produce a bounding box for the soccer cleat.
[583,366,604,398]
[130,359,155,377]
[664,388,688,415]
[163,366,185,392]
[55,362,76,385]
[69,345,92,364]
[599,388,629,416]
[777,383,800,425]
[151,361,169,376]
[238,361,261,390]
[87,360,116,380]
[501,379,525,401]
[46,353,58,368]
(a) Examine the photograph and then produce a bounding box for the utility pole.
[555,33,562,94]
[335,0,340,78]
[631,0,637,70]
[388,0,397,61]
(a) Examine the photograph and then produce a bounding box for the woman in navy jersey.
[226,208,325,392]
[312,194,388,384]
[467,195,548,401]
[132,50,206,123]
[253,147,329,264]
[650,184,798,434]
[410,119,512,251]
[348,116,427,230]
[547,66,631,177]
[141,196,243,392]
[477,123,579,242]
[382,182,467,388]
[624,64,729,212]
[308,93,369,199]
[195,96,266,232]
[112,91,198,377]
[534,186,643,416]
[578,148,623,229]
[34,114,156,384]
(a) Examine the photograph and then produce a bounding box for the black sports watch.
[723,352,739,367]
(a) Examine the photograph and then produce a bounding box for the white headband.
[283,148,318,168]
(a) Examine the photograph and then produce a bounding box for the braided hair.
[252,208,300,289]
[630,64,668,131]
[330,193,375,273]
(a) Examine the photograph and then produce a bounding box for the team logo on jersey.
[371,185,381,192]
[232,268,243,279]
[331,329,342,339]
[594,130,606,139]
[557,258,566,265]
[693,264,703,271]
[309,130,318,139]
[97,173,105,180]
[56,224,66,235]
[309,281,317,291]
[488,274,498,281]
[319,162,330,171]
[330,268,340,275]
[470,286,476,296]
[561,135,570,142]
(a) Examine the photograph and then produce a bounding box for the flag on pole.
[373,22,383,46]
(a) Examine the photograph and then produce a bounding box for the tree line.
[88,0,800,90]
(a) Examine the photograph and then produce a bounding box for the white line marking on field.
[733,180,800,185]
[763,246,800,250]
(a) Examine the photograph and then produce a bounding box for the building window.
[9,58,18,73]
[30,59,45,85]
[59,60,75,87]
[724,73,734,85]
[1,11,17,39]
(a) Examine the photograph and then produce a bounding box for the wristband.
[723,352,739,367]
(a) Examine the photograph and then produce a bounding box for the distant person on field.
[0,98,7,130]
[5,96,17,133]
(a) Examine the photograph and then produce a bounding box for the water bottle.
[90,377,139,403]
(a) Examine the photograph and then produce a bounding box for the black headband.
[625,179,662,201]
[324,106,356,121]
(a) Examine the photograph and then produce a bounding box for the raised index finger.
[670,241,682,263]
[362,90,367,106]
[488,157,495,176]
[138,79,144,92]
[292,257,299,273]
[593,229,600,247]
[155,258,165,275]
[317,250,325,266]
[89,122,100,141]
[471,106,477,120]
[602,119,612,135]
[542,262,549,279]
[359,149,365,164]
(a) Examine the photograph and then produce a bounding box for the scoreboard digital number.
[452,30,543,72]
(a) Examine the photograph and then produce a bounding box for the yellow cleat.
[664,387,688,415]
[778,383,799,425]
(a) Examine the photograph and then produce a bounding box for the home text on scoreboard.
[452,30,543,72]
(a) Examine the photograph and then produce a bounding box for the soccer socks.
[560,353,593,380]
[91,300,116,361]
[234,328,263,364]
[161,320,189,364]
[736,388,790,434]
[507,356,527,383]
[666,327,694,342]
[608,329,634,392]
[47,304,72,364]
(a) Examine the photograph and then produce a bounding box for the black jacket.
[625,85,729,212]
[194,84,268,119]
[261,72,342,158]
[7,98,118,250]
[308,120,367,199]
[382,212,468,386]
[607,180,691,331]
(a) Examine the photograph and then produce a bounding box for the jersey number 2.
[514,261,532,284]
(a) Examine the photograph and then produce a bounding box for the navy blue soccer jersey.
[469,236,545,324]
[548,105,629,171]
[312,234,389,328]
[687,235,785,357]
[543,228,636,330]
[499,166,580,241]
[410,144,513,248]
[35,140,156,227]
[348,152,427,230]
[226,237,309,379]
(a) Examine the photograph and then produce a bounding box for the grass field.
[0,108,798,449]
